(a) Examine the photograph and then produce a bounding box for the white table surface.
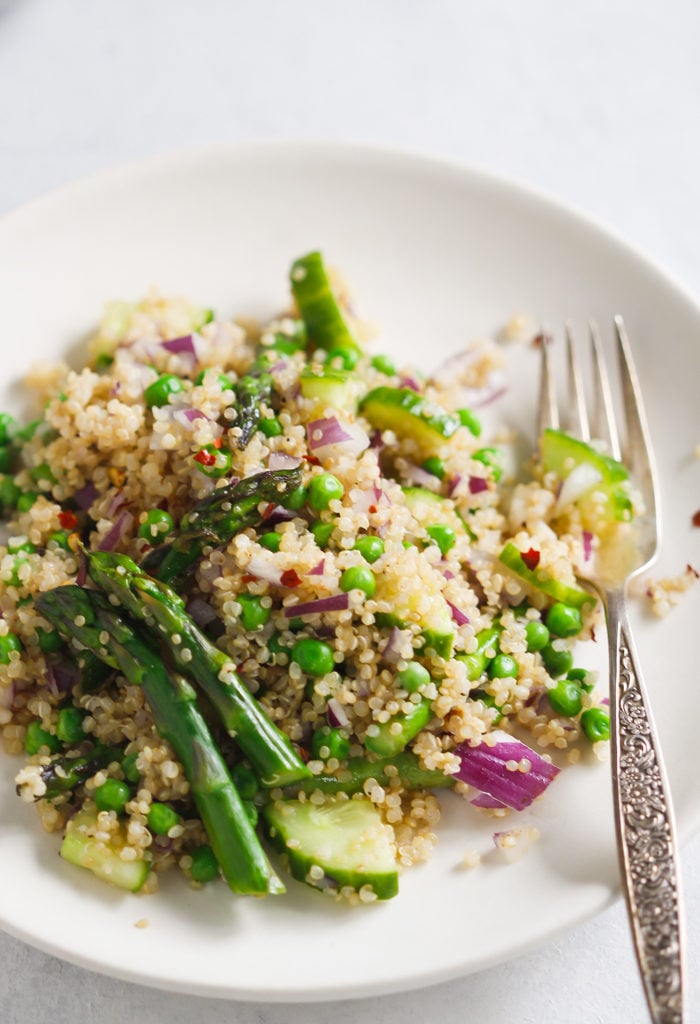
[1,1,699,1021]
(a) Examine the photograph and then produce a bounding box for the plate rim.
[1,138,698,1001]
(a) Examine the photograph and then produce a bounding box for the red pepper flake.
[303,454,321,466]
[368,504,378,514]
[212,437,223,449]
[280,569,302,588]
[692,510,700,528]
[262,502,277,519]
[298,746,310,763]
[58,510,78,530]
[240,574,256,585]
[521,547,540,571]
[194,449,216,467]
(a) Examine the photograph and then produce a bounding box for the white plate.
[0,142,698,1002]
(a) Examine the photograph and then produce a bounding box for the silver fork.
[538,318,685,1024]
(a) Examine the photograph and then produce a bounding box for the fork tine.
[589,320,622,459]
[614,315,658,520]
[565,321,591,440]
[536,332,559,438]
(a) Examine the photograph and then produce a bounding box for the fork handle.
[606,587,686,1024]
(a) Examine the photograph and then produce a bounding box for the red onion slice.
[162,335,196,357]
[98,510,134,552]
[470,791,507,810]
[447,599,470,626]
[308,559,325,576]
[283,593,350,617]
[267,453,302,471]
[468,476,489,495]
[327,697,350,729]
[380,626,403,663]
[454,730,560,811]
[74,483,99,510]
[307,416,370,458]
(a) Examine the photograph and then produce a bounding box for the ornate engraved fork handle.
[606,587,686,1024]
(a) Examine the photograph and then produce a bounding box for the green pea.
[353,535,384,564]
[16,492,40,513]
[307,521,332,549]
[267,632,288,656]
[421,457,446,480]
[488,653,518,679]
[259,416,283,438]
[147,802,181,835]
[0,413,17,446]
[138,509,174,541]
[568,667,595,693]
[194,370,233,391]
[0,447,15,474]
[472,447,503,481]
[291,638,335,677]
[6,555,29,588]
[7,537,36,555]
[340,566,376,598]
[231,762,258,800]
[194,444,233,479]
[371,354,396,376]
[56,706,86,744]
[121,752,141,784]
[397,662,431,693]
[94,778,131,815]
[545,602,583,638]
[190,844,219,883]
[47,530,72,551]
[581,707,611,743]
[95,353,114,373]
[267,330,306,356]
[15,419,41,443]
[307,473,344,511]
[30,463,57,489]
[0,476,21,510]
[326,345,360,370]
[541,643,574,678]
[547,679,583,717]
[260,531,281,552]
[525,620,550,653]
[0,632,22,664]
[285,484,307,511]
[144,374,184,408]
[311,725,350,760]
[24,720,61,756]
[238,593,270,631]
[36,627,62,654]
[426,524,456,556]
[457,408,482,436]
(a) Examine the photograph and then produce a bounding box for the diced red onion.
[98,510,134,552]
[46,659,79,697]
[283,593,350,617]
[403,464,440,490]
[555,462,602,513]
[327,697,350,729]
[307,416,369,458]
[246,556,284,586]
[162,335,196,357]
[308,559,325,576]
[440,564,456,580]
[268,359,289,378]
[74,483,99,510]
[186,597,219,628]
[106,490,129,518]
[583,530,593,562]
[353,480,391,513]
[447,600,470,626]
[453,730,560,811]
[380,626,403,663]
[261,505,296,527]
[268,453,302,471]
[429,345,507,408]
[448,474,462,497]
[468,476,489,495]
[470,791,507,810]
[399,375,421,393]
[174,408,210,430]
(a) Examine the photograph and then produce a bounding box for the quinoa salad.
[1,252,629,904]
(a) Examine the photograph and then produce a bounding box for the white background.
[1,1,699,1021]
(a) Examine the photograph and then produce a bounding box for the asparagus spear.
[233,372,273,449]
[19,744,125,801]
[140,467,302,587]
[85,548,311,787]
[293,751,455,796]
[35,586,284,896]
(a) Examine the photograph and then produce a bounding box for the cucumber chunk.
[61,811,149,892]
[264,796,399,900]
[540,428,633,528]
[360,387,460,455]
[300,367,358,412]
[290,251,361,355]
[498,542,595,610]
